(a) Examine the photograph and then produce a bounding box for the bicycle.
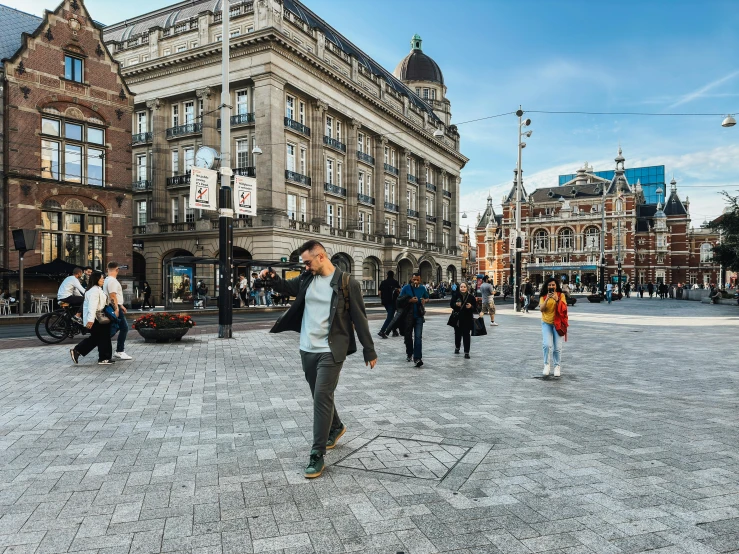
[35,303,88,344]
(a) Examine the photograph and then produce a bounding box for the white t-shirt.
[103,276,124,305]
[606,283,613,292]
[239,278,248,291]
[299,271,335,353]
[58,275,85,298]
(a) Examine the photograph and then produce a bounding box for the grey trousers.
[300,350,344,453]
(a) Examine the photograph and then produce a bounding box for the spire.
[411,33,422,51]
[670,175,677,193]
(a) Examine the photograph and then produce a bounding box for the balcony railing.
[383,163,398,176]
[426,183,437,192]
[324,183,347,197]
[443,219,452,227]
[132,179,151,192]
[166,173,191,187]
[234,166,255,177]
[324,136,347,152]
[442,190,452,198]
[426,215,437,223]
[131,132,152,145]
[160,222,197,232]
[407,209,419,218]
[217,112,255,128]
[407,174,417,184]
[384,202,399,213]
[166,123,202,138]
[284,117,310,136]
[285,170,311,187]
[357,151,375,165]
[358,193,375,206]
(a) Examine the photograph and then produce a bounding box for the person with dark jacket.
[449,282,480,359]
[377,271,401,339]
[396,273,429,368]
[260,240,377,480]
[523,279,534,313]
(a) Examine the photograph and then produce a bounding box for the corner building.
[103,0,467,300]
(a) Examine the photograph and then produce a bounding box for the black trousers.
[300,351,343,454]
[143,293,154,308]
[454,326,471,353]
[75,321,112,362]
[59,296,83,307]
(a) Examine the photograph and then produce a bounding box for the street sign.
[119,264,129,270]
[189,167,217,211]
[133,240,144,249]
[234,175,257,216]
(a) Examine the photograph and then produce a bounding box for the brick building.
[1,0,133,294]
[477,149,722,289]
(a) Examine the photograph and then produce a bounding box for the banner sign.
[189,167,217,211]
[234,175,257,216]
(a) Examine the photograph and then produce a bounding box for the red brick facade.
[1,0,133,293]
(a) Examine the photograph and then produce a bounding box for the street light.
[433,127,445,138]
[721,115,736,128]
[252,146,263,155]
[513,106,532,312]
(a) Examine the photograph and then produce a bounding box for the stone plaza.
[0,298,737,553]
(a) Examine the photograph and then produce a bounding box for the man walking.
[398,273,429,367]
[103,262,132,360]
[606,281,613,304]
[479,276,498,326]
[260,240,377,479]
[378,270,401,339]
[523,278,534,313]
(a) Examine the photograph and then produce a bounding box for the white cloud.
[667,70,739,109]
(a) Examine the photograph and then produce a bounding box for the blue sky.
[10,0,739,224]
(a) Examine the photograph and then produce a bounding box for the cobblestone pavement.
[0,298,737,553]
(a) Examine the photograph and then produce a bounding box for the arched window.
[558,228,574,250]
[584,226,600,249]
[41,206,106,269]
[615,199,623,213]
[700,243,713,263]
[534,229,548,251]
[40,115,106,186]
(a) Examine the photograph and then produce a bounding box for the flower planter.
[587,295,602,303]
[137,327,190,343]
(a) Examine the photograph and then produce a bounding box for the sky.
[7,0,739,225]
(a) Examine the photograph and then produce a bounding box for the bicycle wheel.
[35,313,69,344]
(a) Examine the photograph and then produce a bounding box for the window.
[171,150,179,174]
[443,231,449,247]
[534,230,548,250]
[236,90,249,115]
[136,112,147,134]
[286,143,296,172]
[415,87,420,95]
[299,101,306,124]
[558,228,574,250]
[391,220,396,235]
[431,89,436,100]
[423,88,429,99]
[171,198,180,223]
[615,199,623,213]
[184,148,194,172]
[236,139,249,168]
[337,162,342,187]
[64,55,83,83]
[336,121,342,142]
[700,243,713,262]
[300,147,307,174]
[384,146,389,165]
[163,48,171,56]
[443,203,449,220]
[326,204,334,227]
[184,101,195,124]
[172,105,179,126]
[184,196,194,223]
[384,182,389,203]
[391,183,395,203]
[357,133,364,153]
[325,115,333,138]
[384,218,390,235]
[190,41,198,49]
[326,159,334,184]
[407,189,412,210]
[337,205,343,229]
[300,196,307,222]
[411,224,416,239]
[358,212,365,232]
[584,227,599,249]
[367,214,372,234]
[41,209,105,269]
[230,29,240,38]
[136,200,147,226]
[199,99,204,117]
[176,45,186,53]
[288,194,297,220]
[286,95,295,120]
[358,172,365,195]
[136,154,147,181]
[40,117,105,186]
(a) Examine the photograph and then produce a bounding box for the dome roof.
[393,34,444,85]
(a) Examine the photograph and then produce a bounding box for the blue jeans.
[380,304,396,334]
[606,290,612,304]
[405,318,424,361]
[116,310,129,353]
[542,322,562,367]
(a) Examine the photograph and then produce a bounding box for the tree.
[709,192,739,273]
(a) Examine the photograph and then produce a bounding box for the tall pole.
[218,4,233,338]
[514,107,523,312]
[617,217,622,294]
[18,253,24,317]
[600,183,606,296]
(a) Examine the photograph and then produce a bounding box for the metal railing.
[426,183,437,192]
[166,123,202,138]
[132,180,151,192]
[358,193,375,206]
[284,117,310,136]
[285,170,311,186]
[384,202,399,212]
[426,215,437,223]
[357,151,375,165]
[442,190,452,198]
[323,136,347,152]
[443,219,452,227]
[383,163,398,176]
[407,174,417,183]
[324,183,347,197]
[234,166,255,177]
[217,112,255,128]
[131,132,152,145]
[407,209,419,218]
[166,173,191,186]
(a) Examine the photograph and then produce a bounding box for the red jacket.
[554,294,569,340]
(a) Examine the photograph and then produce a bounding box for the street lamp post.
[218,4,233,339]
[514,107,532,312]
[600,181,607,297]
[617,216,622,294]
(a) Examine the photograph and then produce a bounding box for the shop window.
[41,209,106,269]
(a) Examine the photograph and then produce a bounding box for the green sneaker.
[326,424,346,450]
[304,450,324,479]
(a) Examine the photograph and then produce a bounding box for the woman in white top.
[70,270,114,365]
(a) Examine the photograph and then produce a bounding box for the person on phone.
[397,272,430,367]
[259,240,377,479]
[540,276,568,377]
[449,281,479,359]
[70,270,114,365]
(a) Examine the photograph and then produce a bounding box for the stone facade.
[1,0,133,293]
[476,151,721,289]
[102,0,467,301]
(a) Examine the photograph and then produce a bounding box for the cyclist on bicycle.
[58,267,85,309]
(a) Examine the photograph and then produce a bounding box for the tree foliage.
[709,192,739,273]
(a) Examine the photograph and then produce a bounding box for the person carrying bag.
[70,270,115,365]
[448,282,480,359]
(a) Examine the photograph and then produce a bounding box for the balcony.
[426,183,437,192]
[285,170,311,187]
[234,166,255,177]
[407,209,419,218]
[384,202,399,213]
[166,122,202,139]
[442,190,452,199]
[131,132,152,145]
[324,136,347,153]
[167,173,191,187]
[383,163,399,176]
[217,112,255,128]
[443,219,452,227]
[407,174,417,184]
[324,183,347,197]
[284,117,310,136]
[132,179,151,192]
[357,151,375,165]
[159,222,197,233]
[426,215,437,223]
[211,218,253,230]
[358,193,375,206]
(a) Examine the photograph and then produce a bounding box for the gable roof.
[0,5,42,62]
[663,190,688,216]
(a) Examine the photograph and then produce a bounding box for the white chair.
[0,300,10,315]
[40,296,51,313]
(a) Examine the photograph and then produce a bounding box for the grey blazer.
[269,268,377,364]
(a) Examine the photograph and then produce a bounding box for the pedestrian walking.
[142,281,154,310]
[606,281,613,304]
[260,240,377,479]
[540,277,568,377]
[647,281,654,297]
[238,274,249,307]
[377,270,401,339]
[103,262,132,360]
[479,276,498,326]
[397,272,430,367]
[449,282,479,359]
[523,279,534,313]
[70,270,114,365]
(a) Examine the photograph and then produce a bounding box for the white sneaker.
[114,352,132,360]
[543,364,551,376]
[553,366,561,377]
[490,322,499,326]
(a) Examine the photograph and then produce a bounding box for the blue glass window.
[64,56,83,83]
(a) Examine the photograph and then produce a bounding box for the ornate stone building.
[477,150,722,289]
[102,0,467,301]
[1,0,133,290]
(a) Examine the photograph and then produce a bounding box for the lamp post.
[600,182,607,297]
[617,216,622,294]
[514,106,532,312]
[218,4,233,339]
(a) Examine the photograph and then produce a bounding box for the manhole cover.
[335,436,472,481]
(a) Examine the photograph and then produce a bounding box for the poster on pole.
[234,175,257,216]
[189,167,218,211]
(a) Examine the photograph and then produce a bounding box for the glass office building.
[559,165,665,204]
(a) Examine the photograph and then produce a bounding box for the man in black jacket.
[377,270,401,339]
[260,240,377,479]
